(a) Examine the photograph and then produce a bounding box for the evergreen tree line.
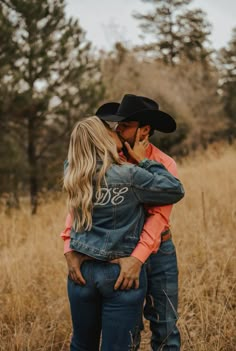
[0,0,235,213]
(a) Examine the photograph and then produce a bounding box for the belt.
[161,229,172,242]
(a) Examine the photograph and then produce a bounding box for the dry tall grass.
[0,144,235,351]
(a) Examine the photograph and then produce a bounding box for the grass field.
[0,144,235,351]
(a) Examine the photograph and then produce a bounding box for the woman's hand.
[124,128,149,163]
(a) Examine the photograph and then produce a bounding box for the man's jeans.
[141,239,181,351]
[67,261,147,351]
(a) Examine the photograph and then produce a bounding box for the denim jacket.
[69,159,184,260]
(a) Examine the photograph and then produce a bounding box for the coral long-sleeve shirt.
[60,143,178,263]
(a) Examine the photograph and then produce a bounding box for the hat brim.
[96,103,176,133]
[122,109,176,133]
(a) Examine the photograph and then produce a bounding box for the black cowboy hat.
[96,94,176,133]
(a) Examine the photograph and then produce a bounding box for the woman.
[63,116,184,351]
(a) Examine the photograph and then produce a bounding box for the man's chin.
[118,136,129,146]
[118,135,124,143]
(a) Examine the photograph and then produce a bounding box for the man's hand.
[124,128,149,163]
[65,251,91,285]
[110,256,143,290]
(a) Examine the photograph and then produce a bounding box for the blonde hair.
[64,116,122,232]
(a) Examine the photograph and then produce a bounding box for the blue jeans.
[67,261,147,351]
[140,239,180,351]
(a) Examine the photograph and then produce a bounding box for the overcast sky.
[65,0,236,51]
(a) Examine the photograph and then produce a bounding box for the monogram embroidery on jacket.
[94,187,128,206]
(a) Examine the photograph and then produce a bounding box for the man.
[61,94,182,351]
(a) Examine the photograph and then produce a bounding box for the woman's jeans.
[67,261,147,351]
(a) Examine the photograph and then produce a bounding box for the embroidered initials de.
[95,187,128,206]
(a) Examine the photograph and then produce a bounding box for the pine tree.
[219,27,236,128]
[0,0,104,213]
[177,8,212,62]
[134,0,212,64]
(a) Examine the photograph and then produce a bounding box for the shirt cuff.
[63,238,74,255]
[131,243,152,263]
[131,238,162,263]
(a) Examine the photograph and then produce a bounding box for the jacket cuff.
[138,158,151,169]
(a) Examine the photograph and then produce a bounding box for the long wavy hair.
[64,116,122,232]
